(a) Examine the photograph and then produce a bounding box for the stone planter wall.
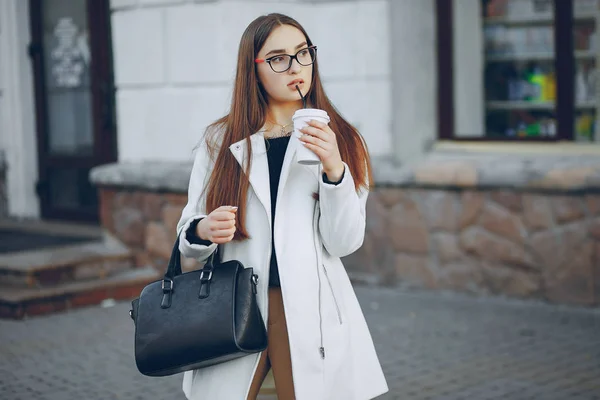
[98,188,200,273]
[343,188,600,306]
[91,151,600,306]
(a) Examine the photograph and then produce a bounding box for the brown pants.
[247,287,296,400]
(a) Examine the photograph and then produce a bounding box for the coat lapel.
[229,132,299,228]
[229,133,271,227]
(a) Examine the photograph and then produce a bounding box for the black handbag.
[129,235,268,377]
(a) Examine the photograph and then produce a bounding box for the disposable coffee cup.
[292,108,330,165]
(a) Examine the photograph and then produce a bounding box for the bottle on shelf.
[576,112,595,140]
[528,65,546,101]
[576,64,588,103]
[542,70,556,101]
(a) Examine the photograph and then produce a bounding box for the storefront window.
[573,0,598,141]
[483,0,561,139]
[444,0,600,141]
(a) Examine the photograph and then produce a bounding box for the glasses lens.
[270,55,292,73]
[297,47,316,66]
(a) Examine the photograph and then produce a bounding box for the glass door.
[29,0,116,222]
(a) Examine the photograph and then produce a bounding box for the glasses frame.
[255,45,318,73]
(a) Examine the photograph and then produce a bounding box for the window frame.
[436,0,577,142]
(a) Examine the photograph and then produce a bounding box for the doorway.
[29,0,116,222]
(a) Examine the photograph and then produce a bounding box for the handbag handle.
[163,234,222,280]
[164,235,183,280]
[204,244,221,269]
[160,233,222,305]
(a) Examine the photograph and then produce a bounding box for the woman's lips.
[287,79,304,87]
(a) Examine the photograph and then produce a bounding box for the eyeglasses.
[255,46,317,73]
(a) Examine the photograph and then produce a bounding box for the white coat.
[176,130,388,400]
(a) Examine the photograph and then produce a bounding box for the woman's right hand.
[196,206,238,244]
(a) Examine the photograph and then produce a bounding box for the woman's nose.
[289,58,302,74]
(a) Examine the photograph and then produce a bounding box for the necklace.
[265,120,293,138]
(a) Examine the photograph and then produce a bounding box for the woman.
[176,13,388,400]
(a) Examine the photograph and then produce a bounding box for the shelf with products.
[481,0,600,141]
[573,1,598,141]
[485,108,558,139]
[486,50,595,62]
[437,0,600,141]
[486,100,597,110]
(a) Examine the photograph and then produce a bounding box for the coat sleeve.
[318,161,369,258]
[176,140,218,262]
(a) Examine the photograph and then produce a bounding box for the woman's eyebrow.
[264,41,308,57]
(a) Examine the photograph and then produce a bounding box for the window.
[437,0,599,142]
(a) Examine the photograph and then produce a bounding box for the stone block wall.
[96,183,600,307]
[344,189,600,306]
[91,149,600,307]
[98,188,201,273]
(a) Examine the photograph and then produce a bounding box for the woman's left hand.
[299,120,345,182]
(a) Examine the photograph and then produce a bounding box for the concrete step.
[0,265,160,319]
[0,235,134,288]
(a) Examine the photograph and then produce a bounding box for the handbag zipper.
[322,264,343,325]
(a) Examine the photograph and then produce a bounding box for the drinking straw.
[296,85,306,108]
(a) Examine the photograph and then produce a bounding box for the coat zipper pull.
[251,274,258,294]
[319,347,325,359]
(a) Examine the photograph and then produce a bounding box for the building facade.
[1,0,599,306]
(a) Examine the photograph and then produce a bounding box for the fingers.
[211,211,236,221]
[300,132,329,150]
[211,226,236,238]
[207,224,236,242]
[301,141,327,159]
[211,206,237,221]
[212,233,235,244]
[204,205,238,243]
[207,215,236,233]
[299,124,329,142]
[214,205,238,214]
[306,119,330,132]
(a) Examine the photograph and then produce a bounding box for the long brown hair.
[202,13,374,240]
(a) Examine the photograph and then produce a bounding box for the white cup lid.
[292,108,329,121]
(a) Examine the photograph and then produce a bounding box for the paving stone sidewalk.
[1,286,600,400]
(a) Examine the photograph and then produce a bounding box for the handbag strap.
[163,234,222,280]
[164,234,183,279]
[203,244,221,269]
[160,234,222,305]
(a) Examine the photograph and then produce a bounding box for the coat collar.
[229,132,299,227]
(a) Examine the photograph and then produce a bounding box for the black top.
[186,135,344,288]
[264,136,291,287]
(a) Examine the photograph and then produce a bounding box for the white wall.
[110,0,392,162]
[389,0,437,167]
[0,0,39,218]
